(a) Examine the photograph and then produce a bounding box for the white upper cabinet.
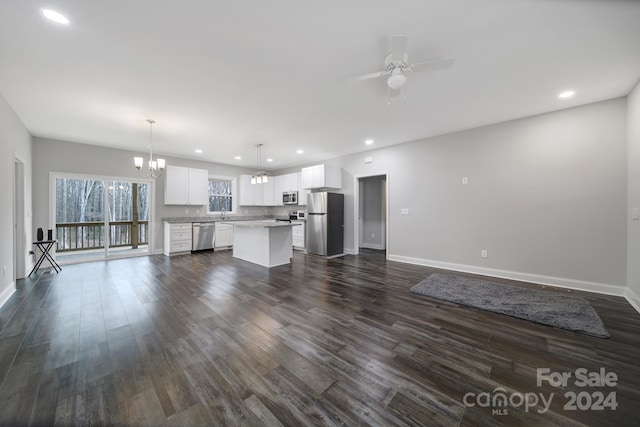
[165,166,189,205]
[272,175,284,206]
[187,168,209,206]
[165,165,209,205]
[262,179,274,206]
[239,175,253,206]
[298,173,310,205]
[282,173,299,192]
[301,164,342,190]
[239,171,317,206]
[239,174,271,206]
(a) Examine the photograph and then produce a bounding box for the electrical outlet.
[401,208,409,215]
[462,176,469,185]
[481,250,488,258]
[633,208,640,220]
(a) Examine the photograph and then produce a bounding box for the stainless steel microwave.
[283,191,298,205]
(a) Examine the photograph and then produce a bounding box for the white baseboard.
[360,243,386,250]
[625,287,640,314]
[0,283,16,309]
[344,248,355,255]
[387,254,627,298]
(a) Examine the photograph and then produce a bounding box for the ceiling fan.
[348,34,453,99]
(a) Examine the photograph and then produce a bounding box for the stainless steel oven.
[283,191,298,205]
[289,210,306,220]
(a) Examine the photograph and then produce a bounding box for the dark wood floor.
[1,249,639,426]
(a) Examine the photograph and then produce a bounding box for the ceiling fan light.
[387,73,407,90]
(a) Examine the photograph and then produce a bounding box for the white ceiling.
[1,0,639,170]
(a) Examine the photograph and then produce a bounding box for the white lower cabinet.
[164,222,192,255]
[215,223,234,248]
[292,221,305,249]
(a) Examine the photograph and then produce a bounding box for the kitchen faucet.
[220,208,226,220]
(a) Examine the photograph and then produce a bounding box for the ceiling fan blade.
[346,70,389,82]
[411,57,454,73]
[391,34,408,62]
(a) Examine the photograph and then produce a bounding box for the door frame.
[13,156,26,280]
[49,171,156,262]
[353,172,389,257]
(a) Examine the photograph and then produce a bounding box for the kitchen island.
[221,220,301,268]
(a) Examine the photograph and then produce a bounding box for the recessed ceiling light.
[266,158,273,162]
[558,90,575,99]
[195,149,203,154]
[296,149,304,154]
[42,9,70,25]
[234,156,241,160]
[365,139,374,145]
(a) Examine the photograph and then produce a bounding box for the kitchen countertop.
[221,220,301,228]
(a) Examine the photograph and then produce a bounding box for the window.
[207,176,236,214]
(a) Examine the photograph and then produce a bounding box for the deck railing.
[56,221,149,252]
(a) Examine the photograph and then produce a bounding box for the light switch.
[401,208,409,215]
[462,177,469,185]
[633,208,640,220]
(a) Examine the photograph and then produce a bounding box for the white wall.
[285,98,628,294]
[627,81,640,309]
[0,91,32,307]
[32,138,264,254]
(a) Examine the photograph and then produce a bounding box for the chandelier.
[134,119,165,178]
[251,143,269,184]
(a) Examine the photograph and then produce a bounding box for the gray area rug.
[410,273,609,338]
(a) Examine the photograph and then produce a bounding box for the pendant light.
[251,144,268,184]
[134,119,166,178]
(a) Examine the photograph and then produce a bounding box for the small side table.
[28,240,62,277]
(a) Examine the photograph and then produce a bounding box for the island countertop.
[221,220,301,228]
[162,215,290,224]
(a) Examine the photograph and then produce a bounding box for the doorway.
[52,174,152,263]
[13,158,26,280]
[354,174,388,256]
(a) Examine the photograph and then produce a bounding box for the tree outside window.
[208,177,234,214]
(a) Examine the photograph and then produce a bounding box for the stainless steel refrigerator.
[306,192,344,256]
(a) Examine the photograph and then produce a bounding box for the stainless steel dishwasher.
[192,222,215,251]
